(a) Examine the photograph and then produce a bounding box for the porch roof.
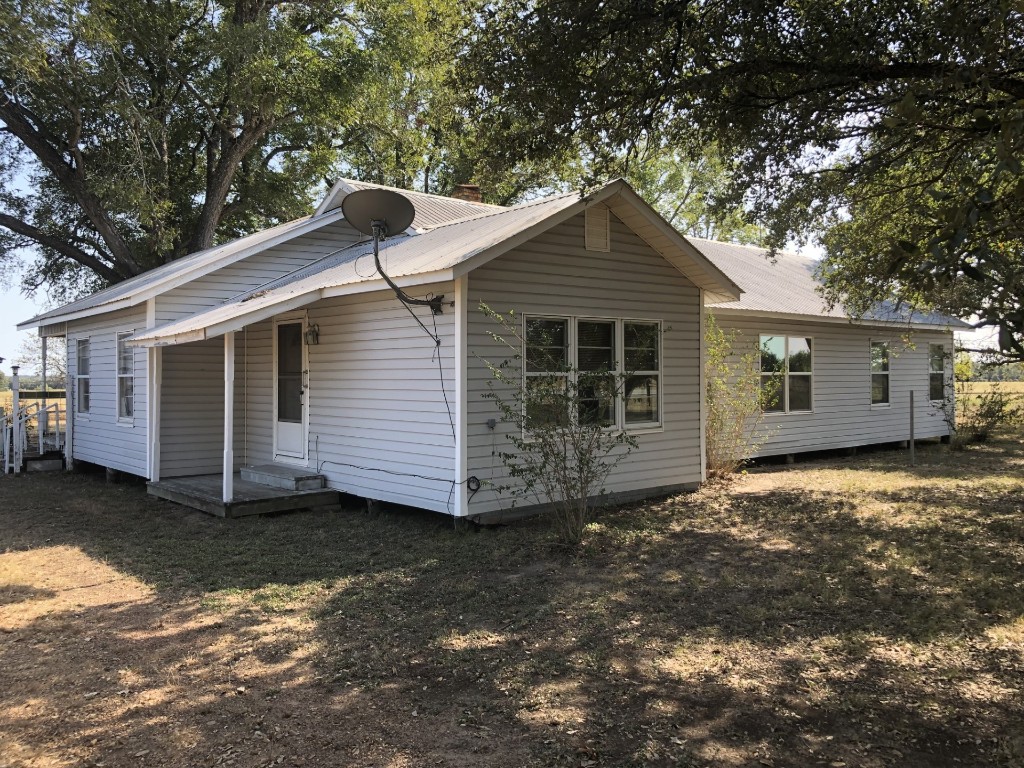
[128,180,742,347]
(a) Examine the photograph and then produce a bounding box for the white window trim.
[75,337,91,418]
[929,343,947,403]
[116,330,136,425]
[870,339,891,407]
[522,314,664,433]
[759,334,815,414]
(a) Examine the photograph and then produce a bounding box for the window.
[623,321,660,425]
[577,320,615,426]
[871,341,890,405]
[76,338,91,414]
[525,318,570,427]
[117,331,135,421]
[930,344,946,401]
[759,335,813,413]
[523,316,661,430]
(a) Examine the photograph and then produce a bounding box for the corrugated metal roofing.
[19,179,498,330]
[130,192,584,344]
[317,179,501,225]
[20,213,337,328]
[694,237,969,328]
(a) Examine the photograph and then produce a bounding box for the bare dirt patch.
[2,436,1023,767]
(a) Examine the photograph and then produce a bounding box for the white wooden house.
[19,179,743,518]
[18,179,965,518]
[695,238,968,458]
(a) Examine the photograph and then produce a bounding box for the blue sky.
[0,267,47,375]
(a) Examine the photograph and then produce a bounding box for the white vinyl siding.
[467,211,702,516]
[155,221,363,323]
[714,313,952,456]
[158,338,244,477]
[305,286,457,512]
[65,306,148,476]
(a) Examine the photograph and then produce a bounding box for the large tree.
[0,0,434,299]
[467,1,1024,357]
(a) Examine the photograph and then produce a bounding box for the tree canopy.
[0,0,474,299]
[467,0,1024,357]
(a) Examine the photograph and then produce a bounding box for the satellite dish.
[341,188,415,238]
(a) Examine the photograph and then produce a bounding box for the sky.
[0,266,49,375]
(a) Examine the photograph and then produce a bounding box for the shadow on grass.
[2,444,1024,766]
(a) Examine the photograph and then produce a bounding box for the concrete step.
[240,464,325,491]
[26,458,63,472]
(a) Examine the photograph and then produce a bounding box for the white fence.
[2,401,65,474]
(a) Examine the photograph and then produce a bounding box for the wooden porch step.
[148,474,342,518]
[240,464,325,491]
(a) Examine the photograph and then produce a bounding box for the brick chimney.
[451,184,482,203]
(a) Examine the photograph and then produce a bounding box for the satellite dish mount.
[341,189,444,315]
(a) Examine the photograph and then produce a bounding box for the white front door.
[273,316,308,463]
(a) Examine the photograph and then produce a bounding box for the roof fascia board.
[321,268,455,298]
[130,290,325,347]
[130,269,457,348]
[314,180,359,217]
[18,209,346,331]
[708,306,965,331]
[17,297,134,331]
[608,186,743,302]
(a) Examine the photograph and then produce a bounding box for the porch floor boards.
[147,473,343,518]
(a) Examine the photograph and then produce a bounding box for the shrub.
[704,313,775,478]
[477,303,638,547]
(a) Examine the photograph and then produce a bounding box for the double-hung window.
[76,338,91,414]
[524,316,661,430]
[759,335,813,413]
[929,344,946,401]
[577,320,616,426]
[525,318,570,427]
[623,321,660,425]
[871,341,890,405]
[116,331,135,421]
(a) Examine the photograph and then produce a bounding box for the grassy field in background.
[962,381,1024,394]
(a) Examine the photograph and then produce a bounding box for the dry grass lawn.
[1,435,1023,767]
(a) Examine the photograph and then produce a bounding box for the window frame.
[75,337,91,416]
[870,340,891,407]
[929,343,947,403]
[116,330,136,424]
[522,314,663,433]
[758,334,814,414]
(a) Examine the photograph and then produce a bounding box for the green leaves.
[466,0,1024,358]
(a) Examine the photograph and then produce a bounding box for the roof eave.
[708,305,967,331]
[18,209,346,331]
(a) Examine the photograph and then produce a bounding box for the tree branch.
[0,96,143,277]
[0,212,122,284]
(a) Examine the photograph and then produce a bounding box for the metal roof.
[130,181,744,346]
[18,211,345,330]
[694,237,969,329]
[19,179,497,331]
[315,178,501,224]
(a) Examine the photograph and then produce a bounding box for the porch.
[147,470,343,518]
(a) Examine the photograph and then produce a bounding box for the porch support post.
[147,347,162,481]
[223,332,235,503]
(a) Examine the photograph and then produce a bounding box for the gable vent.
[585,205,610,252]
